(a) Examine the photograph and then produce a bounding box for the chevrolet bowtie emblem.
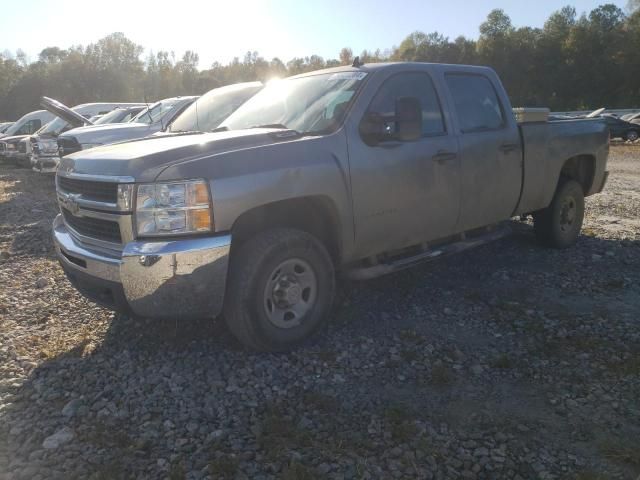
[61,193,81,215]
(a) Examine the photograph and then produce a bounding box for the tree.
[339,47,353,65]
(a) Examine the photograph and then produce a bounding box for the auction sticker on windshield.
[327,72,368,81]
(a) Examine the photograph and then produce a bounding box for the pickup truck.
[52,62,609,351]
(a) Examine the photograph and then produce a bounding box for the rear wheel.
[223,228,335,352]
[625,130,639,142]
[533,178,585,249]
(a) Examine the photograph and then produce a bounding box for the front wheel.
[223,228,335,352]
[533,178,585,249]
[625,130,639,142]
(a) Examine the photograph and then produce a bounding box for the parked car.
[92,106,147,125]
[53,62,609,351]
[600,115,640,142]
[620,112,640,121]
[31,98,144,172]
[0,122,13,134]
[627,113,640,126]
[0,110,56,162]
[56,97,198,158]
[13,107,146,168]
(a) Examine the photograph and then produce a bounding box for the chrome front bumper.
[53,214,231,319]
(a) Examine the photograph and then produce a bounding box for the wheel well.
[230,197,342,263]
[559,155,595,195]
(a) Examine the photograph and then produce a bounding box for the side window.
[368,72,446,137]
[30,120,41,133]
[445,74,505,133]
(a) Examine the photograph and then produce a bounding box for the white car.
[0,110,56,163]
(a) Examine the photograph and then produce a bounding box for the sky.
[0,0,629,67]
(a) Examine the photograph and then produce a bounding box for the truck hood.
[61,122,156,145]
[59,128,301,183]
[1,134,29,145]
[40,96,93,128]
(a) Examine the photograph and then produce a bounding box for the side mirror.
[395,96,422,141]
[359,96,423,145]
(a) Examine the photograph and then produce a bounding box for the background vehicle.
[0,109,54,140]
[31,98,142,172]
[162,82,263,135]
[600,114,640,142]
[93,106,146,125]
[56,97,197,158]
[13,109,146,168]
[0,110,55,162]
[53,62,609,351]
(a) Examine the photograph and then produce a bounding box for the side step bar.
[344,225,511,281]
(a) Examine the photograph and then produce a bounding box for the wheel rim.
[263,258,317,329]
[628,131,639,142]
[559,195,577,233]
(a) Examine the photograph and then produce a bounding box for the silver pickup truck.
[53,62,609,351]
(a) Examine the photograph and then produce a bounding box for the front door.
[348,71,461,257]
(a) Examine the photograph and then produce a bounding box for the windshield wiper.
[250,123,290,130]
[211,126,229,132]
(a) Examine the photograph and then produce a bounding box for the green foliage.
[1,4,640,121]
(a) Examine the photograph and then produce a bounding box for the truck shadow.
[2,224,639,478]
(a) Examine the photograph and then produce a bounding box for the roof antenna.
[352,56,362,68]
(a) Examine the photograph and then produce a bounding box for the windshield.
[221,72,367,134]
[94,109,126,124]
[4,116,32,136]
[37,116,71,136]
[132,99,182,124]
[169,84,262,133]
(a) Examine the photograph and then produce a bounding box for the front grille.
[62,208,121,243]
[0,143,5,152]
[57,137,81,157]
[58,176,118,203]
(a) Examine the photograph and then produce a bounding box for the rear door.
[348,71,461,257]
[444,73,522,231]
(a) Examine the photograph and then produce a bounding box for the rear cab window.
[445,73,505,133]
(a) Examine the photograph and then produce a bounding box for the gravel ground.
[1,146,639,480]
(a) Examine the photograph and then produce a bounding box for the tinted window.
[445,74,504,132]
[367,72,445,136]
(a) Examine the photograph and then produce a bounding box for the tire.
[223,228,335,352]
[625,130,639,142]
[533,178,585,249]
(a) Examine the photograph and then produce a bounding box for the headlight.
[80,143,102,150]
[135,180,212,237]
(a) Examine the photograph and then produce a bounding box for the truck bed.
[515,118,609,216]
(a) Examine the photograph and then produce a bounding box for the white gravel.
[1,146,639,480]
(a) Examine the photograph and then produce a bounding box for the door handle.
[431,150,457,163]
[499,143,519,153]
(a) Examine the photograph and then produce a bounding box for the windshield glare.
[94,109,127,124]
[133,100,181,124]
[221,72,367,134]
[169,84,262,133]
